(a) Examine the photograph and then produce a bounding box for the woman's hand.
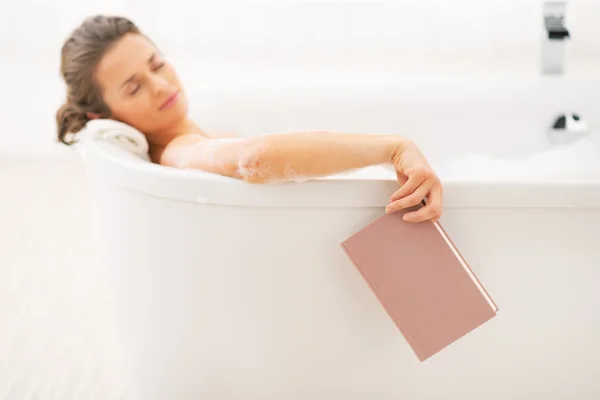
[386,140,443,223]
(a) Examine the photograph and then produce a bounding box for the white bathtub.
[82,71,600,400]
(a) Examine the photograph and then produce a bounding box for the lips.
[160,91,180,110]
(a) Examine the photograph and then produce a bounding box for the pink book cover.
[340,206,498,362]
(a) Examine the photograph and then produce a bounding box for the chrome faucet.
[542,1,570,74]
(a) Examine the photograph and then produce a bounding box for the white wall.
[1,0,599,156]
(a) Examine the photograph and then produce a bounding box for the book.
[340,207,498,362]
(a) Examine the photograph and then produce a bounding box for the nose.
[150,74,171,95]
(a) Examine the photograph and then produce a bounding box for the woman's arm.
[160,130,405,183]
[208,131,238,139]
[160,130,442,222]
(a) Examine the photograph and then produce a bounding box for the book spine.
[433,221,499,312]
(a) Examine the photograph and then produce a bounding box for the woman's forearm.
[238,130,408,183]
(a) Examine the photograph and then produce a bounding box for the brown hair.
[56,15,143,145]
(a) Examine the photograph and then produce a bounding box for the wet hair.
[56,15,144,145]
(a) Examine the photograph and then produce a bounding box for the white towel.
[79,119,151,161]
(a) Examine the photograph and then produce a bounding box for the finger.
[403,185,443,223]
[390,168,427,202]
[426,185,443,222]
[386,181,432,214]
[402,203,436,223]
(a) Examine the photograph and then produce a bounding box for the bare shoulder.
[209,132,238,139]
[157,133,207,167]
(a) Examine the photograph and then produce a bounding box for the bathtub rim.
[80,136,600,209]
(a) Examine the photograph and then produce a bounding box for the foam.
[236,156,298,184]
[174,137,307,183]
[438,134,600,181]
[282,165,314,183]
[177,138,245,171]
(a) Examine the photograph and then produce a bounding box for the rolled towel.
[80,119,151,161]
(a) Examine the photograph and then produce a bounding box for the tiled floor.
[0,157,131,399]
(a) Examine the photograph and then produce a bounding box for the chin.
[163,105,189,128]
[173,102,189,122]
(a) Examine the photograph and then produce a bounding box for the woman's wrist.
[382,135,411,166]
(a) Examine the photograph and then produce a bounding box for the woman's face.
[93,33,188,134]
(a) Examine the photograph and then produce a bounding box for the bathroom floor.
[0,157,131,399]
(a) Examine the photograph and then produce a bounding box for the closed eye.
[128,62,166,96]
[130,84,141,96]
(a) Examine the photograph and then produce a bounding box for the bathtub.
[82,71,600,400]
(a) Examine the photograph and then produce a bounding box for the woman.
[57,15,443,223]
